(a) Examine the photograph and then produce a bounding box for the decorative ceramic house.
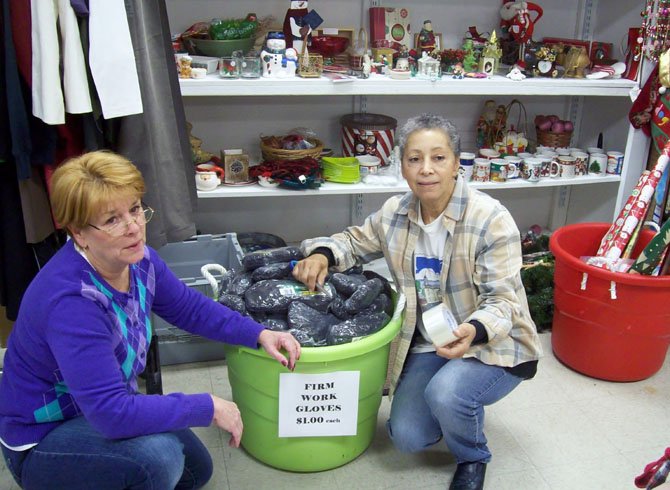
[478,30,502,77]
[417,53,441,79]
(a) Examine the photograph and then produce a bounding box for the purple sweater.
[0,240,264,447]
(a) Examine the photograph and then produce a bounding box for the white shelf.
[180,73,638,98]
[197,174,621,198]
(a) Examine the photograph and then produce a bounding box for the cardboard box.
[369,7,411,46]
[153,233,244,364]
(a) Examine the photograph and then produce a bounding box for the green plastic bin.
[223,297,404,472]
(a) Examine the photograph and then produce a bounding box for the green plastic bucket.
[223,298,404,472]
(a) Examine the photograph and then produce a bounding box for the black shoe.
[449,461,487,490]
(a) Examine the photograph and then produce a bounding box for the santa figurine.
[283,1,311,54]
[418,20,437,55]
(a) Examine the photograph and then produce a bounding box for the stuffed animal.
[500,1,543,44]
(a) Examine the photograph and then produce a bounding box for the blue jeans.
[1,416,213,489]
[387,352,523,464]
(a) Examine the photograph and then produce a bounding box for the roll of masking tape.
[422,303,459,347]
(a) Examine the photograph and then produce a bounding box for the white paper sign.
[278,371,360,438]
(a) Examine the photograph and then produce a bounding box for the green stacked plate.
[321,157,360,183]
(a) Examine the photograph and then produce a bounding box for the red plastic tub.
[549,223,670,381]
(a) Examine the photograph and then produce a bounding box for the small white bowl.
[357,155,382,175]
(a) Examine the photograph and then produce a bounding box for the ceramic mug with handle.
[522,157,542,182]
[503,156,521,179]
[551,155,576,179]
[195,171,221,191]
[472,158,491,182]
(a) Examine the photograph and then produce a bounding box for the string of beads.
[640,0,670,61]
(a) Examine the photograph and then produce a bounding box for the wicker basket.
[260,137,324,161]
[350,27,368,69]
[536,129,572,148]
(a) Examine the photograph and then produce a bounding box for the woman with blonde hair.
[0,151,300,489]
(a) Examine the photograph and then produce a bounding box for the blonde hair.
[51,150,145,233]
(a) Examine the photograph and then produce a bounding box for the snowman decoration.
[261,32,298,78]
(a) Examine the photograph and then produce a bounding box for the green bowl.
[190,37,254,57]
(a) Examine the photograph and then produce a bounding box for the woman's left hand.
[258,330,301,370]
[435,323,476,359]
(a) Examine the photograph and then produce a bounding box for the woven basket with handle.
[350,27,368,69]
[260,136,324,161]
[536,129,572,148]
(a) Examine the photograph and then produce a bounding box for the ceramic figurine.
[452,63,465,79]
[282,1,322,55]
[261,32,297,78]
[506,65,526,80]
[362,53,372,78]
[418,20,437,55]
[178,55,192,79]
[417,52,441,80]
[476,100,497,149]
[396,44,410,70]
[461,39,478,72]
[478,31,502,76]
[564,46,590,78]
[283,1,309,51]
[533,45,559,77]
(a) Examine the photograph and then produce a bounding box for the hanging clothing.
[31,0,92,125]
[115,0,196,248]
[88,0,143,119]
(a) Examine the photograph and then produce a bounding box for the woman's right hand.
[210,394,243,447]
[291,254,329,292]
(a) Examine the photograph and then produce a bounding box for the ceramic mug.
[472,158,491,182]
[195,171,221,191]
[587,146,604,154]
[459,152,476,181]
[196,163,224,179]
[606,151,624,175]
[556,147,572,156]
[551,155,576,179]
[588,152,607,175]
[568,147,585,156]
[490,158,508,182]
[572,152,589,176]
[522,157,542,182]
[503,156,521,179]
[535,155,553,178]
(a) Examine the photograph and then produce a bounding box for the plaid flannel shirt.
[301,176,542,395]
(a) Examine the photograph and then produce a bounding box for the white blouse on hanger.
[31,0,143,125]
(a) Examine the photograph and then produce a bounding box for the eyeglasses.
[89,206,154,237]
